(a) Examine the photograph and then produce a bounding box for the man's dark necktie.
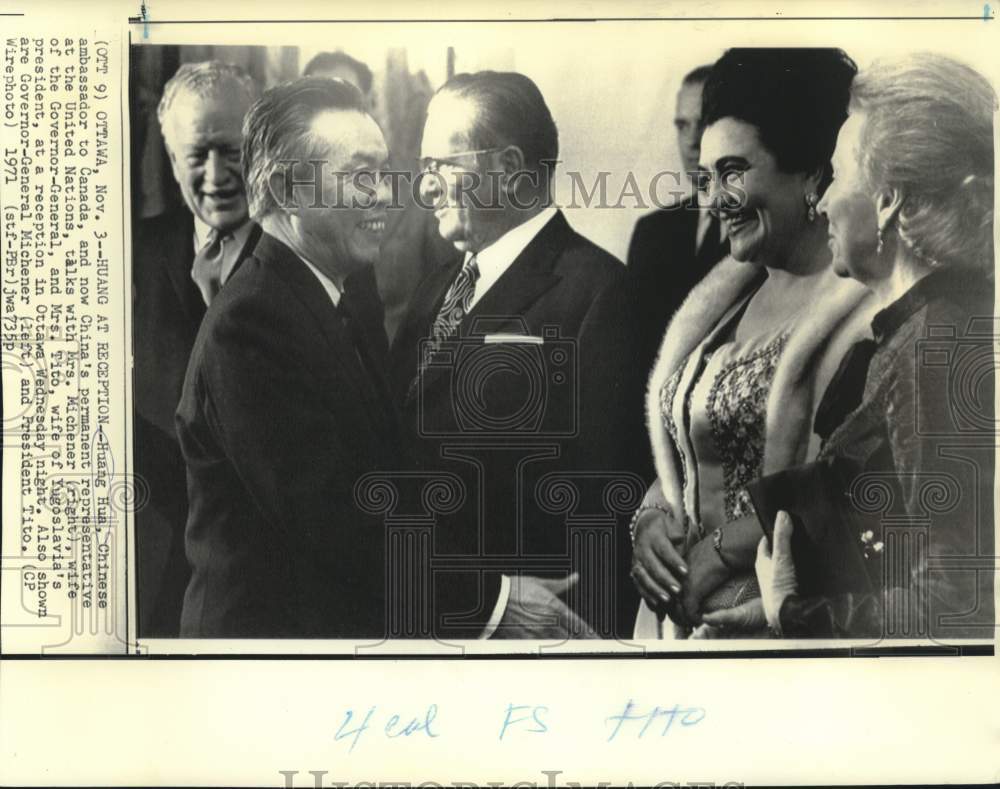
[338,289,393,431]
[191,229,228,305]
[339,292,378,383]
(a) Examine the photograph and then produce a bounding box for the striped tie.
[409,255,480,397]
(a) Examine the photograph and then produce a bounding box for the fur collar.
[645,255,875,514]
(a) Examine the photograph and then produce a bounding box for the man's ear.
[497,145,530,200]
[803,165,825,197]
[268,169,297,213]
[875,187,903,233]
[497,144,526,178]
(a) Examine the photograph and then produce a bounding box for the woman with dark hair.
[631,48,876,638]
[712,53,996,639]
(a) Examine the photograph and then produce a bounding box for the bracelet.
[628,504,673,548]
[711,527,734,570]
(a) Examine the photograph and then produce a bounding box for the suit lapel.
[162,211,207,325]
[258,234,395,438]
[693,213,727,274]
[391,253,462,398]
[682,197,701,255]
[464,211,567,323]
[412,255,464,333]
[160,216,262,325]
[413,211,567,398]
[229,222,263,279]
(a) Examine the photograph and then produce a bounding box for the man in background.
[626,64,729,380]
[302,50,374,105]
[132,61,260,636]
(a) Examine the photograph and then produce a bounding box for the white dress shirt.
[466,204,559,638]
[467,205,559,309]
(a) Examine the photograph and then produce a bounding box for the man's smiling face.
[164,86,251,233]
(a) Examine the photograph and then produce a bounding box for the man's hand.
[494,573,599,639]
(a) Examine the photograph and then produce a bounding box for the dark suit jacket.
[390,210,649,638]
[132,209,261,636]
[626,198,728,381]
[770,269,994,640]
[176,233,398,638]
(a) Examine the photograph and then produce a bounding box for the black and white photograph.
[2,3,999,786]
[129,31,995,646]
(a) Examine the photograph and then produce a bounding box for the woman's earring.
[876,227,884,256]
[805,192,819,222]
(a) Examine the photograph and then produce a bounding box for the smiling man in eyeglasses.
[390,70,650,640]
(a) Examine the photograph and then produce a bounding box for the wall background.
[132,24,995,261]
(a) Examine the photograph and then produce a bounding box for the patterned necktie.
[409,255,480,396]
[191,229,227,306]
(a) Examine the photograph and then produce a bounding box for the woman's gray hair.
[241,77,367,221]
[157,61,258,147]
[850,53,997,273]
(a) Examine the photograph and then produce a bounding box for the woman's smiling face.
[699,117,817,267]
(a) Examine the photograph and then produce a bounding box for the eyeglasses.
[419,148,504,174]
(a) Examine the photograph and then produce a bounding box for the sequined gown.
[655,286,794,631]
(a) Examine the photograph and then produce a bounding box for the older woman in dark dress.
[706,53,996,639]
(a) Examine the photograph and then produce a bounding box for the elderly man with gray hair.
[133,60,261,637]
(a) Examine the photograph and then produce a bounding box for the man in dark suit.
[391,71,648,639]
[133,62,261,636]
[626,64,729,379]
[176,77,398,638]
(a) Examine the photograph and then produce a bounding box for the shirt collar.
[467,206,558,302]
[192,218,255,285]
[192,216,253,251]
[299,257,342,307]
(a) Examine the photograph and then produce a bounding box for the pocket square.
[483,333,545,345]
